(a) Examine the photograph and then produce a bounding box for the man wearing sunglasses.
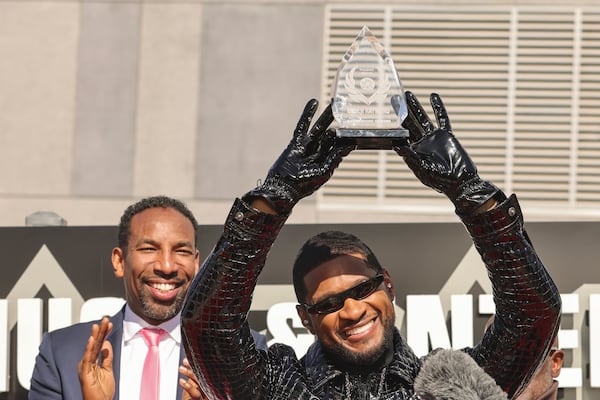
[181,93,561,399]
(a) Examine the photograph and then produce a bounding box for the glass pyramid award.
[332,26,409,149]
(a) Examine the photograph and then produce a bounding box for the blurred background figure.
[486,315,564,400]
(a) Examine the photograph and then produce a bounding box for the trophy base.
[336,128,410,150]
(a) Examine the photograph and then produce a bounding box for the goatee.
[325,316,395,371]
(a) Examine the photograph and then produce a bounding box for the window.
[320,5,600,218]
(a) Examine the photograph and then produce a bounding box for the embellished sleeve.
[462,194,562,399]
[181,198,288,400]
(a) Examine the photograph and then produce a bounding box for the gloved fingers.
[430,93,452,133]
[393,144,420,165]
[294,99,320,140]
[391,93,418,144]
[315,129,336,162]
[332,137,355,160]
[405,91,434,141]
[307,102,334,143]
[324,138,353,171]
[319,129,352,160]
[402,114,426,144]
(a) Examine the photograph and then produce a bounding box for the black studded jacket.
[181,194,561,400]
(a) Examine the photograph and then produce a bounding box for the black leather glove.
[392,91,504,215]
[244,99,353,214]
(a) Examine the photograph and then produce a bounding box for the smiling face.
[112,207,199,326]
[297,254,396,368]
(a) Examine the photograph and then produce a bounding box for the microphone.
[414,349,508,400]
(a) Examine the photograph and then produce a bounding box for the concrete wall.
[1,0,598,227]
[0,1,325,226]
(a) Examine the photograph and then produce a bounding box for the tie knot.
[140,327,166,347]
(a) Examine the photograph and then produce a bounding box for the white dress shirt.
[119,305,181,400]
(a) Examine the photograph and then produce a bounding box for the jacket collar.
[302,329,421,393]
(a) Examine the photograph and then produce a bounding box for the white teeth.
[346,320,374,336]
[151,283,175,291]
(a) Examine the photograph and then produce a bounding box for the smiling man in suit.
[29,195,201,400]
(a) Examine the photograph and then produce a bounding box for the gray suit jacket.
[28,307,184,400]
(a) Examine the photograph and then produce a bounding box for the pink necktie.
[139,328,166,400]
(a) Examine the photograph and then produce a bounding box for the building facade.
[1,0,600,227]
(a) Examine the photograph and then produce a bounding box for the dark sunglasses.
[302,274,385,315]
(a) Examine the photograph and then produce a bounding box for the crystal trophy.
[332,26,409,149]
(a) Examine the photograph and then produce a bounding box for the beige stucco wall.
[0,1,327,226]
[1,0,599,226]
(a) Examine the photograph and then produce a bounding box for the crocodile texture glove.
[245,99,353,214]
[392,92,503,215]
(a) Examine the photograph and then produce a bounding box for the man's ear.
[551,349,565,378]
[296,305,315,335]
[112,247,125,278]
[382,269,395,299]
[194,250,200,275]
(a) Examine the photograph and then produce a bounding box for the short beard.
[323,314,395,369]
[139,289,185,323]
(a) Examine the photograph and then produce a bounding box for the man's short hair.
[117,195,199,254]
[292,230,383,303]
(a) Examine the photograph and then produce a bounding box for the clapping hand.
[179,357,208,400]
[78,317,115,400]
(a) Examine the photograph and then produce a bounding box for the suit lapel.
[176,339,185,398]
[108,307,125,400]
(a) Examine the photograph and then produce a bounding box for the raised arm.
[181,99,353,400]
[393,92,561,398]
